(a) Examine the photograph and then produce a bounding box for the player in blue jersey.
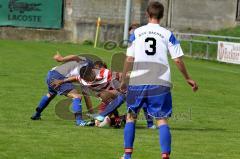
[120,1,198,159]
[31,55,93,126]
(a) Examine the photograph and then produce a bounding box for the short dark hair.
[79,66,94,81]
[147,1,164,20]
[94,60,107,69]
[128,23,139,32]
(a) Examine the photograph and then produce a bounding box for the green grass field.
[0,39,240,159]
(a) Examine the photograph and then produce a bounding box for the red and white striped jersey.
[76,68,121,92]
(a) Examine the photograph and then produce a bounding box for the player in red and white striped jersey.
[51,64,125,126]
[76,67,121,93]
[53,53,124,127]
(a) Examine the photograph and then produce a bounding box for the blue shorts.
[46,70,74,95]
[126,85,172,119]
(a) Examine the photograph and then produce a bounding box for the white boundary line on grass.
[202,66,240,75]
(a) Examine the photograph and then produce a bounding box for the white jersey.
[52,57,90,77]
[127,23,184,87]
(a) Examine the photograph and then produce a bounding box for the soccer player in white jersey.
[120,1,198,159]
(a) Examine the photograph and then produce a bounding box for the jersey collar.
[147,23,160,26]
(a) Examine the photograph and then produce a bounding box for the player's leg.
[66,89,86,126]
[122,112,137,159]
[97,90,114,114]
[122,85,146,159]
[31,93,56,120]
[95,91,121,127]
[112,110,122,128]
[95,90,125,120]
[31,71,58,120]
[147,85,172,159]
[95,93,125,127]
[98,92,125,117]
[97,102,108,113]
[46,70,86,126]
[142,104,156,129]
[156,118,171,159]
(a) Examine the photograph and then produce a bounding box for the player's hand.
[51,79,63,89]
[186,79,198,92]
[53,51,63,62]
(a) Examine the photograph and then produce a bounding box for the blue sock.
[159,125,171,155]
[72,98,82,121]
[36,95,54,115]
[124,122,135,158]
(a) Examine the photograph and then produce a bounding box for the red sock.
[97,102,107,113]
[124,148,133,158]
[162,153,170,159]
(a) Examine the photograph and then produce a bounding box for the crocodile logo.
[8,0,41,13]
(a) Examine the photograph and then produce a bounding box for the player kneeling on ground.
[51,65,126,128]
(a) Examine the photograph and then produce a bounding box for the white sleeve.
[168,33,184,59]
[126,42,135,57]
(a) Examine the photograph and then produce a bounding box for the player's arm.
[120,56,134,92]
[168,32,198,92]
[81,89,95,114]
[121,56,134,83]
[53,51,85,62]
[120,34,135,91]
[173,57,198,92]
[83,94,94,113]
[50,76,79,89]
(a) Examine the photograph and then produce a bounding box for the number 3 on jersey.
[145,37,156,55]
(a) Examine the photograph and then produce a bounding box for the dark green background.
[0,0,63,29]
